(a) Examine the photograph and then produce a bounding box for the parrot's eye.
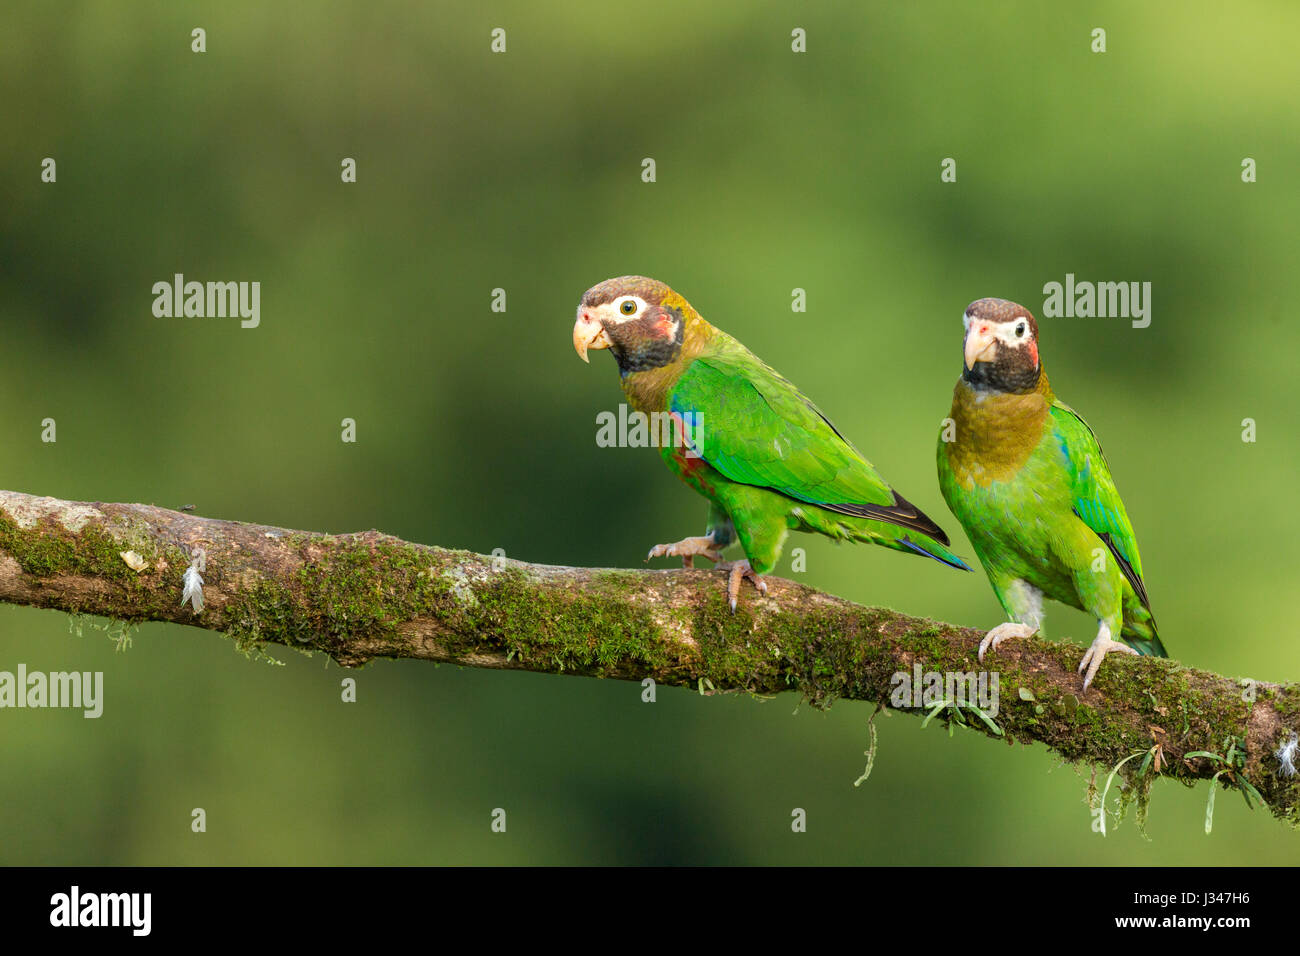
[620,300,637,315]
[1015,322,1026,338]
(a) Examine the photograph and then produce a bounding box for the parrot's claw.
[1078,635,1138,692]
[977,622,1037,663]
[645,536,723,569]
[714,560,767,613]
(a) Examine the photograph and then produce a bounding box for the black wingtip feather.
[1096,529,1152,614]
[816,490,951,545]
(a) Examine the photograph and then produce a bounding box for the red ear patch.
[655,314,675,337]
[1027,339,1039,366]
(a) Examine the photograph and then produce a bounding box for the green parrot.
[936,297,1166,691]
[573,275,970,610]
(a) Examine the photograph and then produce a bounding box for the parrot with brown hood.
[573,275,970,611]
[936,297,1166,691]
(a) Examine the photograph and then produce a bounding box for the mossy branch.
[0,488,1296,825]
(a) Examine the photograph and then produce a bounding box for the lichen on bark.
[0,487,1294,826]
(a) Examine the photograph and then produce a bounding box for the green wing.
[1048,400,1151,610]
[668,342,948,542]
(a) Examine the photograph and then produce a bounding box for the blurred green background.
[2,1,1298,864]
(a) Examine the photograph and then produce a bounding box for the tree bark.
[0,488,1295,826]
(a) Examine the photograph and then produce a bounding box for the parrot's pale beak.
[964,324,997,370]
[573,312,612,363]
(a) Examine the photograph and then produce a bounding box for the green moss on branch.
[0,488,1294,827]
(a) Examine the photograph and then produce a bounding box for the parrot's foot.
[1078,633,1138,692]
[977,622,1037,663]
[645,536,723,569]
[714,560,767,613]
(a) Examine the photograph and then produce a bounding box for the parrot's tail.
[1121,602,1166,657]
[1123,632,1168,658]
[896,534,973,572]
[797,505,974,571]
